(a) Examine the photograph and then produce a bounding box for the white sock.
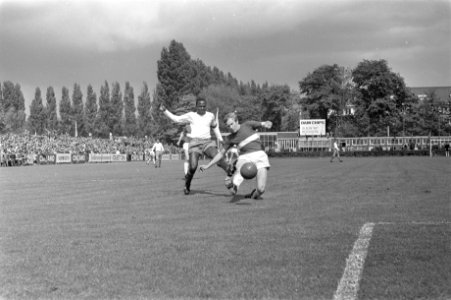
[184,161,189,175]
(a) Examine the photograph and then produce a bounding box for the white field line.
[333,221,450,300]
[333,222,375,300]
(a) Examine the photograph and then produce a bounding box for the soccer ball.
[240,162,257,179]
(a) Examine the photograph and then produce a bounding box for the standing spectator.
[330,138,343,163]
[151,139,164,168]
[445,143,450,157]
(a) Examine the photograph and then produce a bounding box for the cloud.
[1,0,339,51]
[0,0,449,106]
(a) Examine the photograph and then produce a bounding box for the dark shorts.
[189,139,217,154]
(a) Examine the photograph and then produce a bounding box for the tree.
[137,82,152,138]
[352,59,412,136]
[238,95,263,124]
[59,87,72,135]
[28,87,46,134]
[72,83,85,137]
[45,87,58,132]
[123,82,137,136]
[260,85,291,131]
[2,81,26,132]
[0,82,5,133]
[156,40,194,109]
[281,92,302,132]
[410,90,442,135]
[201,84,241,130]
[96,81,111,138]
[85,84,97,136]
[110,82,123,136]
[191,59,212,95]
[299,64,343,134]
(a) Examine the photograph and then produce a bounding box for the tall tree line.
[1,40,450,139]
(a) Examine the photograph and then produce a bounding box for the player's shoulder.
[204,111,215,119]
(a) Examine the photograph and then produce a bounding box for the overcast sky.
[1,0,450,112]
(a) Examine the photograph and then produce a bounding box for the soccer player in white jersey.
[200,111,272,200]
[159,96,230,195]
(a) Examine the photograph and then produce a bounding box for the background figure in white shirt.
[330,138,343,163]
[151,139,165,168]
[160,96,230,195]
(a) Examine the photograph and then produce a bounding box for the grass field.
[0,157,449,299]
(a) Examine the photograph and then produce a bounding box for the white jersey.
[152,142,164,152]
[165,111,216,140]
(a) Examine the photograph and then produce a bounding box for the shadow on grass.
[188,190,255,205]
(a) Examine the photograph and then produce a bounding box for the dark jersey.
[224,121,263,154]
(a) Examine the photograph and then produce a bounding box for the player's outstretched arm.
[159,104,190,124]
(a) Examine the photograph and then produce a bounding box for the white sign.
[299,119,326,136]
[56,153,72,164]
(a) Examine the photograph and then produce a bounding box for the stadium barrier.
[72,154,87,164]
[88,153,128,163]
[56,153,72,164]
[38,154,56,165]
[161,153,181,160]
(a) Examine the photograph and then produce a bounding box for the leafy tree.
[191,59,212,95]
[281,92,302,132]
[45,87,58,132]
[28,87,46,134]
[156,40,194,109]
[241,95,263,121]
[84,84,97,137]
[201,84,241,130]
[299,64,343,133]
[149,84,171,139]
[409,90,443,135]
[137,82,152,138]
[2,81,26,132]
[123,82,137,136]
[110,82,123,136]
[72,83,85,137]
[260,85,291,131]
[96,81,111,138]
[352,59,412,136]
[59,87,72,135]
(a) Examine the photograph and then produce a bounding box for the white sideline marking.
[333,222,375,300]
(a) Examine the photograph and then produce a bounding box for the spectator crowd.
[0,132,179,166]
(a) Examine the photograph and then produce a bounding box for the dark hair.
[196,95,206,105]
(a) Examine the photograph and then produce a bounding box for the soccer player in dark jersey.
[200,111,272,200]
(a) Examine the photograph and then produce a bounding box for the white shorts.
[232,150,269,186]
[235,150,270,172]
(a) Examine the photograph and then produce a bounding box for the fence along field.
[0,157,449,299]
